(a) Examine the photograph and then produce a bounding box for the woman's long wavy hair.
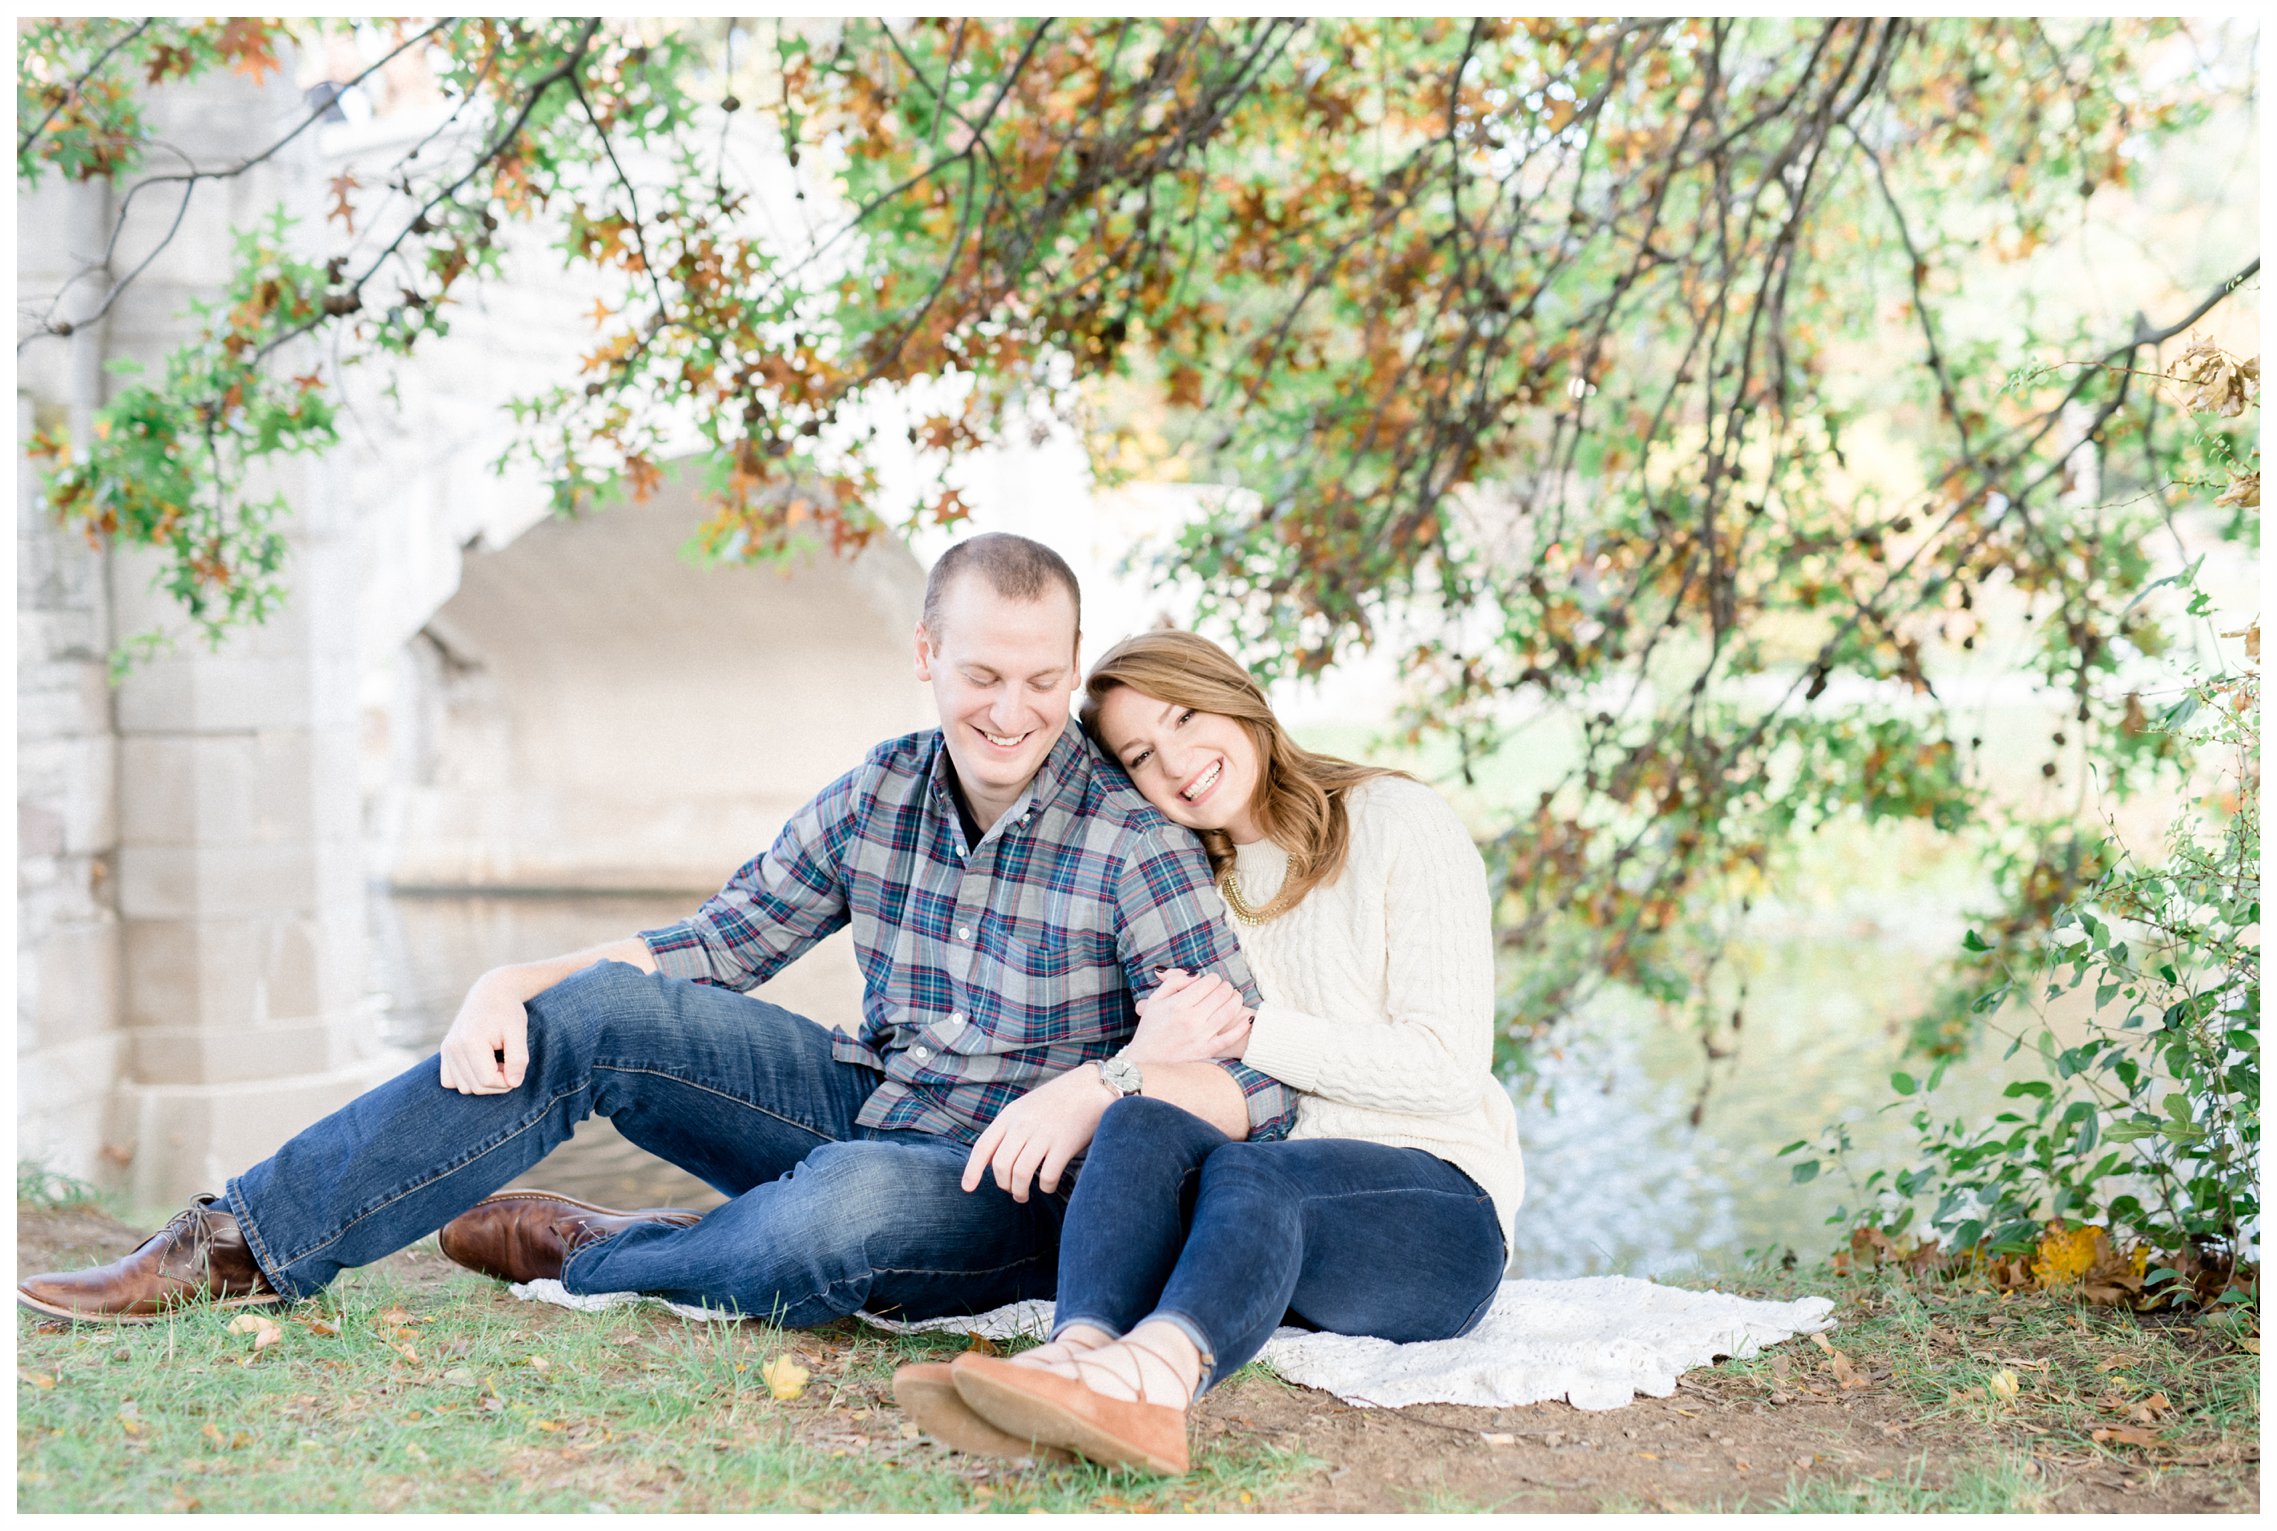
[1080,629,1402,913]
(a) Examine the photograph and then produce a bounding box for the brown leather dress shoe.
[893,1361,1075,1464]
[951,1352,1190,1476]
[17,1193,282,1325]
[436,1190,701,1284]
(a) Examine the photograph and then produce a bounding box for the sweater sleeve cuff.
[1242,1000,1327,1095]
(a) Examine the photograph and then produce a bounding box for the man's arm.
[437,755,872,1096]
[638,761,864,992]
[960,1055,1248,1202]
[1113,830,1299,1140]
[439,936,657,1095]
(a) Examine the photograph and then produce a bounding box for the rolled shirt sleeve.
[639,764,860,991]
[1113,827,1298,1141]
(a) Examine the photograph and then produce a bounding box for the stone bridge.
[14,62,1021,1206]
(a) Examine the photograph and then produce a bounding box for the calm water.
[369,892,2013,1277]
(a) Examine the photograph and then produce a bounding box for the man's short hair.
[920,532,1082,644]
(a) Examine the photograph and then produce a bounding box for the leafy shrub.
[1788,660,2259,1305]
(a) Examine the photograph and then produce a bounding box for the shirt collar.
[923,718,1087,843]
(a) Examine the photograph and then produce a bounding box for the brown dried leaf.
[2128,1391,2171,1424]
[21,1371,56,1389]
[2096,1353,2142,1374]
[2092,1424,2164,1449]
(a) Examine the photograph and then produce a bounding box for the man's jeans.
[222,962,1070,1325]
[1053,1096,1507,1392]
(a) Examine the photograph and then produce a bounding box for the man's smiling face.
[914,574,1081,828]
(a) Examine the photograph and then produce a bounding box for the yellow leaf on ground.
[21,1371,56,1389]
[228,1314,283,1351]
[760,1354,810,1400]
[1988,1369,2021,1402]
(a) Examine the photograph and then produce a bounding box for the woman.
[898,630,1522,1474]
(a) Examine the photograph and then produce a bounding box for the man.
[19,533,1292,1326]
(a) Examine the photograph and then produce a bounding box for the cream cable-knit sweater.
[1229,775,1525,1250]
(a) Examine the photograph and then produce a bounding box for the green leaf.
[1891,1071,1918,1096]
[1790,1160,1820,1184]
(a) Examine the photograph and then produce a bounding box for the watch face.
[1102,1057,1141,1095]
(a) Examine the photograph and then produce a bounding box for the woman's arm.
[1239,787,1496,1116]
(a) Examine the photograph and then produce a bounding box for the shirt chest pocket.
[991,929,1076,980]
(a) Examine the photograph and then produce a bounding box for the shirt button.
[911,1046,932,1063]
[946,1011,965,1031]
[957,926,971,941]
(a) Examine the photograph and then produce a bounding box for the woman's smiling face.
[1095,684,1265,843]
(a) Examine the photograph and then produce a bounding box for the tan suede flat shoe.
[893,1361,1075,1464]
[949,1352,1189,1476]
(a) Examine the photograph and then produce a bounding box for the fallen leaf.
[760,1354,810,1401]
[302,1318,340,1339]
[390,1341,420,1365]
[21,1371,56,1389]
[534,1419,564,1432]
[2096,1353,2141,1373]
[2092,1425,2163,1449]
[2239,1337,2260,1355]
[2128,1392,2171,1424]
[527,1356,551,1372]
[1988,1369,2021,1403]
[228,1314,283,1352]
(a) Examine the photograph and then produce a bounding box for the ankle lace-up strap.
[1070,1333,1195,1410]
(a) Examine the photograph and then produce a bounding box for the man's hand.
[960,1066,1114,1203]
[438,973,532,1095]
[1125,968,1253,1066]
[434,936,656,1096]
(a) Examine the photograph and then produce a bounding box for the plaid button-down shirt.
[640,722,1296,1145]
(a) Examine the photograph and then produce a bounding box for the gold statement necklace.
[1218,861,1299,926]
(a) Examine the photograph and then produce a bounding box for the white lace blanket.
[508,1275,1834,1412]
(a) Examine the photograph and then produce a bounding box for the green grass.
[16,1253,1317,1513]
[18,1215,2255,1513]
[1768,1453,2051,1514]
[1701,1255,2259,1506]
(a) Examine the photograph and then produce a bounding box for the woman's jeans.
[1054,1096,1507,1391]
[218,962,1070,1325]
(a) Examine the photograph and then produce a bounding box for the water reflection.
[371,893,2011,1274]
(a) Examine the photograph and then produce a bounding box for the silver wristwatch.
[1098,1053,1143,1099]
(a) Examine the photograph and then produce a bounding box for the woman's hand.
[960,1065,1115,1202]
[1125,968,1254,1065]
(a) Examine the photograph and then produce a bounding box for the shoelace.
[151,1197,227,1282]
